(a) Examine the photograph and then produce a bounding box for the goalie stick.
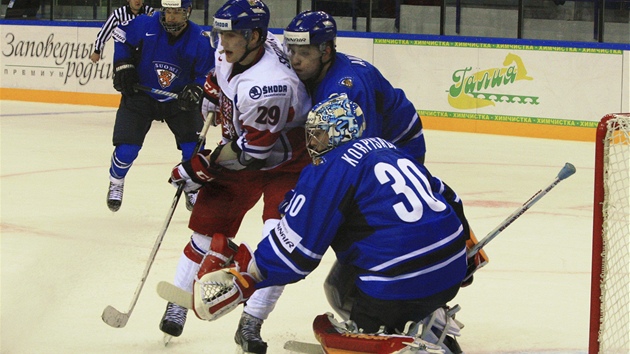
[467,162,576,258]
[156,281,193,310]
[283,340,325,354]
[101,112,214,328]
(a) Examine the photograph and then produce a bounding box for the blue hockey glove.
[278,189,295,217]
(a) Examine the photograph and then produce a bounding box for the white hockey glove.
[192,239,262,321]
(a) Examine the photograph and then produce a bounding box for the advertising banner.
[373,39,626,134]
[1,24,115,94]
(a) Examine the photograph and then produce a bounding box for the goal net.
[589,113,630,353]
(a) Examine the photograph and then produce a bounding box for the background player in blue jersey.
[283,10,426,164]
[190,93,467,352]
[235,10,429,350]
[106,0,214,212]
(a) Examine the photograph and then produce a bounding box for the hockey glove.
[461,229,489,287]
[113,63,139,96]
[278,189,295,217]
[192,242,262,321]
[178,83,204,111]
[203,69,220,106]
[169,150,222,192]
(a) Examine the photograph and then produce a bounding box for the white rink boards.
[0,100,595,353]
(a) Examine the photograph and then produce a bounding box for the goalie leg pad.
[412,306,464,354]
[312,313,444,354]
[196,233,238,279]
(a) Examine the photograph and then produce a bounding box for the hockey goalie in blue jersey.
[238,13,429,350]
[186,94,469,352]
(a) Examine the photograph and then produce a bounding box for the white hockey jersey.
[214,33,311,171]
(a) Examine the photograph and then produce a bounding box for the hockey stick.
[283,340,325,354]
[101,112,214,328]
[133,84,179,99]
[467,162,576,258]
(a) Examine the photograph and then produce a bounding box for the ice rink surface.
[1,100,595,353]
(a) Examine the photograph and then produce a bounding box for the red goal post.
[589,113,630,354]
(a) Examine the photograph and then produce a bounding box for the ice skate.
[234,312,267,354]
[159,302,187,338]
[107,176,124,212]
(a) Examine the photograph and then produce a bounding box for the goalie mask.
[306,93,365,161]
[160,0,192,34]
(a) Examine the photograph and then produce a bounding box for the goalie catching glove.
[192,234,263,321]
[169,149,222,192]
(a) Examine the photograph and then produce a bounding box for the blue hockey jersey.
[254,138,466,301]
[112,13,214,101]
[310,53,425,160]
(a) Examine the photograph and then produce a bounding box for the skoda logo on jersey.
[263,85,288,95]
[339,77,353,88]
[249,86,262,100]
[153,61,182,88]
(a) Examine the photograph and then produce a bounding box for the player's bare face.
[219,31,249,64]
[128,0,143,13]
[288,44,323,82]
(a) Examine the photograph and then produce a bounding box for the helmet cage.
[305,93,365,159]
[160,0,191,33]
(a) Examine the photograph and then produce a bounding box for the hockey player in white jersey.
[160,0,311,352]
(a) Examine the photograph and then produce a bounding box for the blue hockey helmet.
[305,93,365,160]
[284,11,336,51]
[160,0,192,33]
[210,0,270,48]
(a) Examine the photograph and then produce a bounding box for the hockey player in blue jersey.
[105,0,214,212]
[234,10,429,351]
[283,10,426,164]
[188,94,468,352]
